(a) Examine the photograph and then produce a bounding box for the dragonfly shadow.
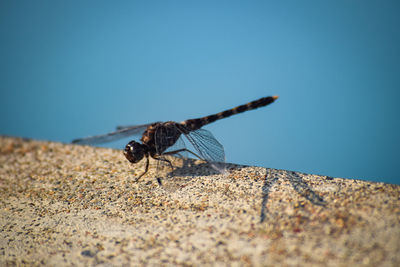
[260,169,327,223]
[166,157,228,178]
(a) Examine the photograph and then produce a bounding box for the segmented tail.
[181,95,278,131]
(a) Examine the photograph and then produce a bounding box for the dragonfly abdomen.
[181,96,278,132]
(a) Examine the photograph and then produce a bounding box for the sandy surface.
[0,136,399,266]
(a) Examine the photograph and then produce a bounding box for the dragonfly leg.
[152,155,174,171]
[134,155,149,182]
[151,155,175,185]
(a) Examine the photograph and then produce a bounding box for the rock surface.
[0,136,399,266]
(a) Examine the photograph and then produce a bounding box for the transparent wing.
[162,134,185,153]
[183,128,225,163]
[72,122,159,145]
[115,122,161,131]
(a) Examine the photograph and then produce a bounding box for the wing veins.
[183,128,225,163]
[72,122,158,145]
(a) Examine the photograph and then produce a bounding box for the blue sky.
[1,1,399,184]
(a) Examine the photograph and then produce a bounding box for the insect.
[72,95,278,182]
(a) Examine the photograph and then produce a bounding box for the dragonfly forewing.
[72,123,157,145]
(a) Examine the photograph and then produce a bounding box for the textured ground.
[0,136,399,266]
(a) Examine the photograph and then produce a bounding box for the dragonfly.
[72,95,278,183]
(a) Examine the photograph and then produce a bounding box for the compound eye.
[124,141,145,163]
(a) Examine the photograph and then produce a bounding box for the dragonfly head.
[124,141,146,163]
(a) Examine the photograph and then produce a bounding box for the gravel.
[1,136,399,266]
